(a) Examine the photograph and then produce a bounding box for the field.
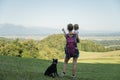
[0,50,120,80]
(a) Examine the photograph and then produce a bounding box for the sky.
[0,0,120,31]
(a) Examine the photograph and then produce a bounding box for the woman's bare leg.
[72,58,77,76]
[63,58,69,73]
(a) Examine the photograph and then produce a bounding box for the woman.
[61,23,80,80]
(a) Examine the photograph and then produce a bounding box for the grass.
[0,50,120,80]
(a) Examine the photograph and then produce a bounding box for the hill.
[39,34,111,52]
[0,34,115,59]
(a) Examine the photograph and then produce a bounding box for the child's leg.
[72,58,77,76]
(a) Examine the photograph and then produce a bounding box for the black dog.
[44,59,59,78]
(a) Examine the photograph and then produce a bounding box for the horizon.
[0,23,120,32]
[0,23,120,33]
[0,0,120,31]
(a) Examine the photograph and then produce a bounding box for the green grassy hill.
[39,34,109,52]
[38,34,111,59]
[0,50,120,80]
[1,34,111,59]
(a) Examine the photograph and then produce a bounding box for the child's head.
[67,23,73,32]
[74,24,79,30]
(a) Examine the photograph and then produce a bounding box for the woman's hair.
[67,23,73,31]
[74,24,79,30]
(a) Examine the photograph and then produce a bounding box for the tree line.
[0,34,117,59]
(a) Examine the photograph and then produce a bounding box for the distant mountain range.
[0,23,60,36]
[0,23,120,36]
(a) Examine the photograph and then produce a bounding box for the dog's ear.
[54,59,58,63]
[53,58,54,61]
